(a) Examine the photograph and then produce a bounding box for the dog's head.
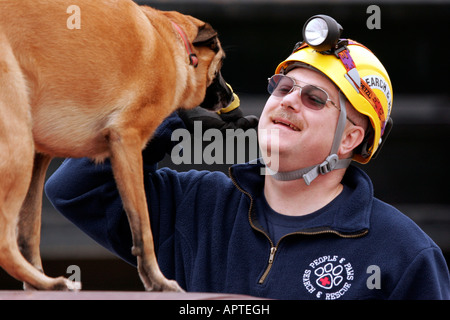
[191,23,233,111]
[159,11,233,111]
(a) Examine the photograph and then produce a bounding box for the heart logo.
[316,275,333,289]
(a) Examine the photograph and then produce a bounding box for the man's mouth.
[272,118,301,132]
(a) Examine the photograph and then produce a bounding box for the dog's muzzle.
[200,71,233,111]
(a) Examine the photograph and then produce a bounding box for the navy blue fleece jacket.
[45,114,450,300]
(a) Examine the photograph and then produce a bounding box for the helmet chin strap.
[267,92,352,185]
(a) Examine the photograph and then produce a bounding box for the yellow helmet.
[275,16,393,164]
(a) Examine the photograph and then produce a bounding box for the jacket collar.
[228,160,372,235]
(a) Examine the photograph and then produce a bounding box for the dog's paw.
[66,279,82,291]
[48,277,82,291]
[137,255,184,292]
[46,277,82,291]
[159,279,185,293]
[144,278,185,292]
[23,277,82,291]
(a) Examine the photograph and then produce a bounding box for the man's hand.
[178,85,259,133]
[142,85,258,166]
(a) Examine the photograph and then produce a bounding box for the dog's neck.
[171,22,198,68]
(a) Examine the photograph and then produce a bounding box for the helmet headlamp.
[302,15,343,52]
[295,15,390,140]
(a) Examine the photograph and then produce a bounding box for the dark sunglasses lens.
[268,75,294,97]
[301,86,328,110]
[268,75,329,110]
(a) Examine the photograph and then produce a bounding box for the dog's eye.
[208,39,219,53]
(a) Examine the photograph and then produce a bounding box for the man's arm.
[46,157,137,264]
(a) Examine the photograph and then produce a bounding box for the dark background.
[1,0,449,291]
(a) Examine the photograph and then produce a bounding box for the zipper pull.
[268,247,277,264]
[258,247,278,284]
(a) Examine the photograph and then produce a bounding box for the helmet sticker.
[363,75,392,119]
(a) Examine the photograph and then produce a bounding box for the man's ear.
[339,125,366,157]
[193,23,217,46]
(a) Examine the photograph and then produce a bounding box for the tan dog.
[0,0,231,291]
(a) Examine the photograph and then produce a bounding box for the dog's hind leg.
[17,154,51,272]
[17,153,79,290]
[105,125,184,292]
[0,206,77,291]
[0,33,78,291]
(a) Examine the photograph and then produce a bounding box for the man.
[45,15,449,299]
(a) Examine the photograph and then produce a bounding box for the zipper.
[228,167,369,285]
[258,246,277,284]
[257,229,368,285]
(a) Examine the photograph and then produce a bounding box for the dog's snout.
[200,72,233,111]
[218,72,233,105]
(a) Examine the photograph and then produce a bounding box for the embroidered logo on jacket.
[302,255,354,300]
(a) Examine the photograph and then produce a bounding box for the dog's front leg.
[106,128,184,292]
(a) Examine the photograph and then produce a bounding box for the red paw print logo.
[315,263,343,290]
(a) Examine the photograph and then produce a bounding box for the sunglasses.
[267,74,356,125]
[268,74,339,109]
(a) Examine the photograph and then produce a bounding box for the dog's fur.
[0,0,231,291]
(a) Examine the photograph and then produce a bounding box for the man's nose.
[280,87,302,112]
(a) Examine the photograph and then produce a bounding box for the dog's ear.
[193,23,218,47]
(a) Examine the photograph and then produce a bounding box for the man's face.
[258,67,342,173]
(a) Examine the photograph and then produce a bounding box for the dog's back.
[0,0,163,159]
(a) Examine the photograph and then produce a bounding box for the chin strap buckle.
[319,154,339,175]
[302,155,352,186]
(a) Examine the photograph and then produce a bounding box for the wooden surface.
[0,290,263,300]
